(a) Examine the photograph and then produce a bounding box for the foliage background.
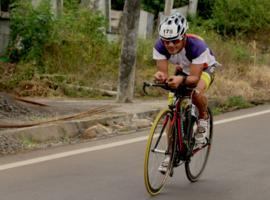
[0,0,270,109]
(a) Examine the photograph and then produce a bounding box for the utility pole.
[164,0,174,16]
[116,0,140,103]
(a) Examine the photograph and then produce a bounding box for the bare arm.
[167,63,204,88]
[156,60,169,74]
[154,59,169,82]
[185,64,204,87]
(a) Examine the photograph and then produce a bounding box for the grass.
[22,137,38,149]
[208,64,270,104]
[211,96,254,115]
[1,24,270,110]
[1,1,269,111]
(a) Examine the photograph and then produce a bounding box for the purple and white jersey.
[153,34,217,74]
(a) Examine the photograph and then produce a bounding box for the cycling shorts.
[174,64,217,91]
[200,64,216,90]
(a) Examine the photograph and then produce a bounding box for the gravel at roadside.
[0,94,166,156]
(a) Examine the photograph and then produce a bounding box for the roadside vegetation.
[0,0,270,112]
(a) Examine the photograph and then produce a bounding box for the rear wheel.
[185,107,213,182]
[144,109,174,196]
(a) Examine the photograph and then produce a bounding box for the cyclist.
[153,12,219,173]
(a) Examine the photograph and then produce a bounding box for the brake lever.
[143,81,151,95]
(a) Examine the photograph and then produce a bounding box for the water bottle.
[168,92,174,105]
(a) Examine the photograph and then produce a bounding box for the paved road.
[0,105,270,200]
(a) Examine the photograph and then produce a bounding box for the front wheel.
[185,107,213,182]
[144,108,174,196]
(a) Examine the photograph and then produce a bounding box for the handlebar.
[143,81,175,95]
[143,81,194,96]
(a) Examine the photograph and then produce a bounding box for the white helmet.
[159,12,188,41]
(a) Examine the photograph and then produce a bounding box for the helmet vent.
[180,29,185,36]
[158,12,188,40]
[177,25,180,33]
[181,18,184,24]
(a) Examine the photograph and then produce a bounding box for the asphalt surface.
[0,105,270,200]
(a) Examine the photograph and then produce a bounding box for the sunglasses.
[162,39,182,45]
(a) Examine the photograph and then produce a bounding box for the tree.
[116,0,140,103]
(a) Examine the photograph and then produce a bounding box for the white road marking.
[214,109,270,125]
[1,109,270,171]
[0,136,148,171]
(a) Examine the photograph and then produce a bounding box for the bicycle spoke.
[144,109,173,195]
[185,107,213,182]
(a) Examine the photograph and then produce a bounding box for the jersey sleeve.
[191,49,209,64]
[186,36,208,62]
[153,48,167,60]
[153,39,170,60]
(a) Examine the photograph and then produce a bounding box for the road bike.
[143,81,213,196]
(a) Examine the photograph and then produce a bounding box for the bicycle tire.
[144,108,175,196]
[185,107,213,182]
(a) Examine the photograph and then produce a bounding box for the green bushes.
[197,0,215,19]
[7,0,113,73]
[8,0,53,63]
[7,0,108,66]
[3,0,122,95]
[3,0,270,101]
[196,0,270,37]
[45,7,108,74]
[211,0,270,35]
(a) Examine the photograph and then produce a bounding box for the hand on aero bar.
[167,76,184,89]
[154,71,168,83]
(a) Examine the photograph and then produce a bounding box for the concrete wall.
[187,0,198,16]
[174,5,189,17]
[111,10,122,33]
[159,5,189,23]
[80,0,99,10]
[110,9,154,39]
[80,0,111,32]
[97,0,106,15]
[31,0,42,7]
[0,13,10,56]
[51,0,63,17]
[90,1,154,38]
[32,0,63,17]
[138,10,154,39]
[80,0,106,15]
